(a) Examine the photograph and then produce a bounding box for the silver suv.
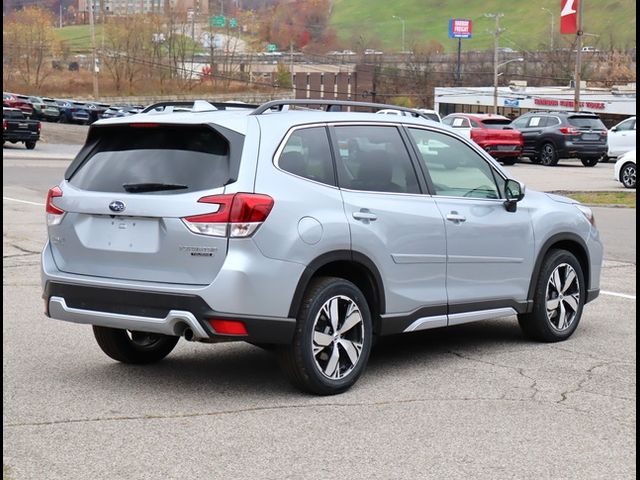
[42,100,603,395]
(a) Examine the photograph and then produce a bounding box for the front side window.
[408,128,504,199]
[615,118,636,131]
[333,125,420,194]
[277,126,335,185]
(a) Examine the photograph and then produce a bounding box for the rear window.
[568,116,606,129]
[69,125,235,194]
[3,109,25,120]
[480,119,512,129]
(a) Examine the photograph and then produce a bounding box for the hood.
[545,192,579,204]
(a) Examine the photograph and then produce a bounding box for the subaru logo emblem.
[109,200,126,213]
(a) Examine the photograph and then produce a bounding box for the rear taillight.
[46,186,65,226]
[182,193,274,238]
[2,120,7,131]
[559,127,580,135]
[36,122,41,133]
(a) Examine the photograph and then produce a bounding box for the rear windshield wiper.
[123,182,188,193]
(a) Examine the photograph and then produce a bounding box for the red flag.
[560,0,579,34]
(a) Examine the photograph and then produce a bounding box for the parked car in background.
[3,93,34,118]
[28,96,61,122]
[510,111,607,166]
[3,107,41,149]
[375,108,441,123]
[604,116,636,162]
[83,102,111,123]
[442,113,523,165]
[101,104,143,119]
[614,149,636,189]
[55,99,90,124]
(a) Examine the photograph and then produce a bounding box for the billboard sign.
[448,19,473,39]
[560,0,579,34]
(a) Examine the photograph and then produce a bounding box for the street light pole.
[493,57,524,114]
[88,0,99,98]
[485,12,504,114]
[393,15,406,53]
[541,7,554,50]
[574,0,584,111]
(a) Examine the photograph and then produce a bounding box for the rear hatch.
[567,115,607,144]
[48,123,243,285]
[474,119,523,149]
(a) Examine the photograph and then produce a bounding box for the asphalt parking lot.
[2,145,636,479]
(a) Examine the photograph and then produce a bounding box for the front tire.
[500,157,518,166]
[92,326,179,364]
[620,162,636,189]
[278,277,373,395]
[518,250,585,342]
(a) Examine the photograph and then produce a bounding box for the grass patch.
[560,191,636,208]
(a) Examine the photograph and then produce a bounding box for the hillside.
[330,0,637,53]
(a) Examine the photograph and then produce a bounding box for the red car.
[442,113,523,165]
[3,92,34,118]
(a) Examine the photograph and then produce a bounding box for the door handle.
[352,210,378,221]
[446,212,466,223]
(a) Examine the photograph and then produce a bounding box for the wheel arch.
[527,233,591,303]
[288,250,386,333]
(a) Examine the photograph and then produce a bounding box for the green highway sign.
[210,15,225,27]
[267,43,278,52]
[229,18,238,28]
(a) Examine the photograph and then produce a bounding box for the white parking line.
[601,290,636,300]
[3,196,45,206]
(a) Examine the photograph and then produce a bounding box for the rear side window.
[333,125,420,194]
[277,126,335,185]
[568,116,606,129]
[69,125,235,194]
[421,113,441,122]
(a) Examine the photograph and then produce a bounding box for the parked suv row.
[41,100,603,395]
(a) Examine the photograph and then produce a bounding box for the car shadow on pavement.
[78,319,528,397]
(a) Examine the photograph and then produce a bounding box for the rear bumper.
[44,282,296,344]
[3,132,39,142]
[558,143,606,158]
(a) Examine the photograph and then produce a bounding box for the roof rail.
[141,100,259,114]
[250,99,436,120]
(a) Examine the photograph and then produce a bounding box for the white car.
[614,149,636,189]
[606,116,636,160]
[376,108,441,123]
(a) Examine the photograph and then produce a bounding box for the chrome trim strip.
[391,253,447,264]
[448,308,517,326]
[447,255,524,264]
[403,315,448,332]
[48,296,209,339]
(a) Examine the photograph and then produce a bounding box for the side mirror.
[610,126,618,132]
[504,179,525,212]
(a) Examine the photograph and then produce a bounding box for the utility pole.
[541,7,554,50]
[392,15,405,53]
[88,0,99,98]
[485,12,504,114]
[59,3,62,28]
[574,0,584,111]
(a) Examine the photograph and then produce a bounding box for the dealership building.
[434,82,636,126]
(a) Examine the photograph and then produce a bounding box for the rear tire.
[539,142,559,166]
[518,250,585,342]
[92,326,179,364]
[580,157,598,167]
[501,157,518,166]
[278,277,373,395]
[599,155,610,164]
[25,141,36,150]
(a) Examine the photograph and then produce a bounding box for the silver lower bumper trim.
[48,296,209,339]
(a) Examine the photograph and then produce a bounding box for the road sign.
[448,18,473,39]
[267,43,278,52]
[229,18,238,28]
[210,15,225,27]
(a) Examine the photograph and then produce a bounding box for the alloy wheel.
[621,164,636,188]
[311,295,364,380]
[545,263,581,331]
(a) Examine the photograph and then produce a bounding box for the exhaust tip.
[183,328,195,341]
